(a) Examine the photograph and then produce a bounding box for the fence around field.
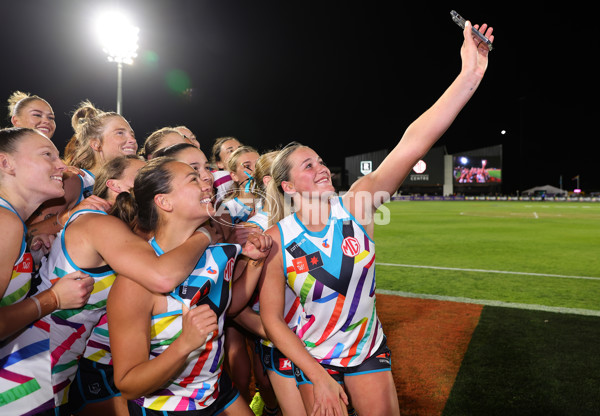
[392,195,600,202]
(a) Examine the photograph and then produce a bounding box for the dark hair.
[0,127,37,154]
[111,157,176,233]
[139,127,184,159]
[210,136,240,167]
[93,155,144,200]
[152,142,197,159]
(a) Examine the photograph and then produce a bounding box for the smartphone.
[450,10,493,51]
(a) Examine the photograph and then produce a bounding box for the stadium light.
[96,10,139,115]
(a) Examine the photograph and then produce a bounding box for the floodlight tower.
[97,11,139,115]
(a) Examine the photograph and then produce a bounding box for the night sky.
[3,1,597,194]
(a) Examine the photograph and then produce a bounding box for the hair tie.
[243,171,254,193]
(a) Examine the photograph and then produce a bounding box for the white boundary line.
[376,262,600,281]
[376,289,600,317]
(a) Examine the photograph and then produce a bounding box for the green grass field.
[374,200,600,311]
[374,200,600,415]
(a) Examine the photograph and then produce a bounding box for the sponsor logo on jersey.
[376,351,391,366]
[179,279,212,307]
[14,253,33,273]
[190,280,212,306]
[292,251,323,274]
[341,236,361,257]
[224,257,235,282]
[279,358,292,371]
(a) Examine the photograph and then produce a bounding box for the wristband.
[30,296,42,319]
[49,287,61,310]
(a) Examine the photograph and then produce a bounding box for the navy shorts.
[294,337,392,385]
[127,371,239,416]
[34,358,119,416]
[256,341,295,378]
[67,358,121,414]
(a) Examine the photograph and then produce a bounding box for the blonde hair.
[223,145,258,202]
[249,150,279,202]
[66,100,122,169]
[7,91,51,119]
[63,134,77,161]
[264,142,306,227]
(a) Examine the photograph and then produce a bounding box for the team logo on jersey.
[14,253,33,273]
[88,382,101,395]
[292,252,323,274]
[341,237,361,257]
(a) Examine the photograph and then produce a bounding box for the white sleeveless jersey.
[277,196,383,367]
[246,201,269,231]
[75,169,96,205]
[0,198,34,307]
[37,209,117,407]
[0,198,54,414]
[222,197,253,225]
[130,239,241,412]
[212,170,234,204]
[244,202,303,347]
[82,312,111,365]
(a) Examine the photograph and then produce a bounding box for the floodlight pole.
[117,62,123,115]
[116,62,123,115]
[97,11,138,116]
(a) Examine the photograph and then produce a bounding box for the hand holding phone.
[450,10,493,51]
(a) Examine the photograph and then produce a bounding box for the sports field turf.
[375,200,600,311]
[373,200,600,415]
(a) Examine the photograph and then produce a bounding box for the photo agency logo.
[337,190,392,226]
[209,187,392,228]
[208,186,282,228]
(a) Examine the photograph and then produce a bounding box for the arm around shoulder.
[88,214,211,293]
